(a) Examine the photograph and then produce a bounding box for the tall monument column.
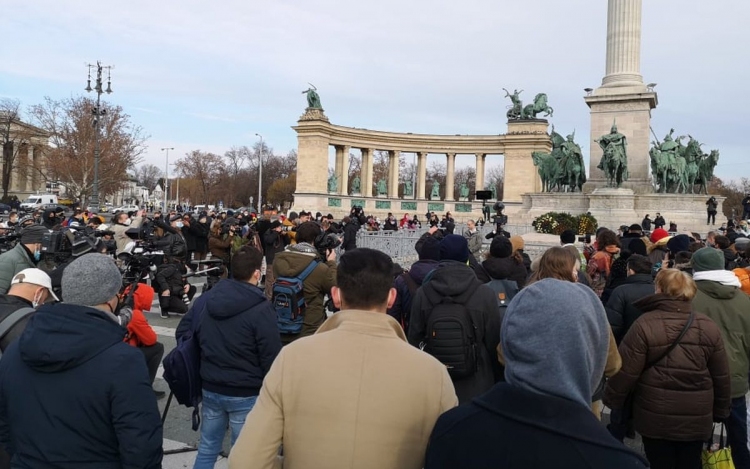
[602,0,643,88]
[584,0,657,193]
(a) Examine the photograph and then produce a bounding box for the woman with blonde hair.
[604,269,731,469]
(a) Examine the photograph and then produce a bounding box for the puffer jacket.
[604,294,731,441]
[472,256,528,289]
[272,244,337,339]
[0,243,36,295]
[387,259,438,331]
[693,280,750,397]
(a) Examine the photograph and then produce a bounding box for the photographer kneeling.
[155,256,195,318]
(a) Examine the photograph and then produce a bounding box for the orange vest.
[733,268,750,296]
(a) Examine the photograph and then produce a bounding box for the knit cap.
[691,247,725,272]
[490,236,513,258]
[628,238,648,256]
[20,225,50,244]
[417,236,441,261]
[439,235,469,263]
[62,254,123,307]
[650,228,669,243]
[667,234,691,254]
[502,278,609,408]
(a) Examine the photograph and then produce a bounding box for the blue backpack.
[162,300,207,431]
[273,260,318,334]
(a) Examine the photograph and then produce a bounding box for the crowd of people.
[3,198,750,468]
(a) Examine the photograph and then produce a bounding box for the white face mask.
[123,218,132,226]
[175,222,184,228]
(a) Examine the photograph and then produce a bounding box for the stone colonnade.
[331,146,489,201]
[293,108,552,209]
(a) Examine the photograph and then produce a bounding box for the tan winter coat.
[229,310,458,469]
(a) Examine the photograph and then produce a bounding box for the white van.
[20,194,59,212]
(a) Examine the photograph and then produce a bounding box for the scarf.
[288,242,317,255]
[693,270,742,287]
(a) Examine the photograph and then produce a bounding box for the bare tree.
[486,164,505,199]
[174,150,225,204]
[29,96,148,203]
[134,164,163,190]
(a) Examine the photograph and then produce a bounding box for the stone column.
[417,152,427,200]
[388,150,400,198]
[445,153,456,201]
[26,145,34,193]
[362,148,374,197]
[602,0,643,88]
[294,116,331,195]
[475,153,485,194]
[334,145,350,195]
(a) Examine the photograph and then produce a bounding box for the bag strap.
[297,260,319,282]
[644,310,695,371]
[401,271,419,295]
[0,307,36,341]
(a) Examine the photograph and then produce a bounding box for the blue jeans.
[726,397,750,469]
[193,390,257,469]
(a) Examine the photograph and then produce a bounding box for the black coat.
[654,216,666,228]
[262,230,284,266]
[0,294,33,352]
[387,259,438,330]
[641,217,652,231]
[193,220,211,254]
[473,256,528,289]
[196,279,281,396]
[409,261,501,404]
[604,273,655,343]
[425,383,648,469]
[155,261,186,296]
[0,304,162,468]
[342,220,359,251]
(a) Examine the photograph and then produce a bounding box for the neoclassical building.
[293,108,551,218]
[1,117,48,198]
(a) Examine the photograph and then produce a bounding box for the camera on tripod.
[492,201,508,226]
[314,232,341,258]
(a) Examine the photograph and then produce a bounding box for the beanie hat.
[20,225,49,244]
[628,238,648,256]
[502,278,609,408]
[490,236,513,258]
[288,211,299,221]
[439,235,470,263]
[691,247,725,272]
[667,234,691,254]
[62,253,123,307]
[510,235,525,253]
[650,228,669,243]
[418,236,441,261]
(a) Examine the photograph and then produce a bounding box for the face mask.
[175,222,184,228]
[123,218,132,226]
[33,248,41,262]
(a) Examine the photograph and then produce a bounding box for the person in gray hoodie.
[425,279,647,469]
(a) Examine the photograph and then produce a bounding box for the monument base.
[515,190,724,233]
[583,178,655,195]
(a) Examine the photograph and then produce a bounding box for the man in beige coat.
[229,248,457,469]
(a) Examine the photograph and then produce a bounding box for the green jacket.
[0,243,36,294]
[272,247,337,340]
[693,280,750,398]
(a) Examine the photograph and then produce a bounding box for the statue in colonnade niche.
[459,183,470,199]
[376,179,387,196]
[430,181,441,200]
[351,176,361,194]
[327,174,338,193]
[403,180,413,196]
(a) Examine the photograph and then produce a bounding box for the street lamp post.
[85,61,113,210]
[255,133,263,214]
[161,147,173,211]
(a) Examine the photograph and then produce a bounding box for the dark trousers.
[642,437,702,469]
[139,342,165,384]
[708,211,717,224]
[159,285,197,314]
[726,397,750,469]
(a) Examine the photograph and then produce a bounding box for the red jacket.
[123,284,157,347]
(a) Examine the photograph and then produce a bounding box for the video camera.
[40,228,102,265]
[314,232,341,258]
[118,226,163,284]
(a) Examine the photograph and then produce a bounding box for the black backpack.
[485,278,518,323]
[422,284,480,380]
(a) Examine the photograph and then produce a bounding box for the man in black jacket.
[190,246,282,467]
[0,254,162,469]
[154,257,195,318]
[342,216,359,251]
[604,255,655,344]
[653,212,666,229]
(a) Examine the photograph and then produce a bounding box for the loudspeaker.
[475,190,492,200]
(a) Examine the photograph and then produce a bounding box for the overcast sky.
[2,0,748,180]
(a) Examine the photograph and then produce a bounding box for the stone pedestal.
[587,188,639,229]
[504,120,552,203]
